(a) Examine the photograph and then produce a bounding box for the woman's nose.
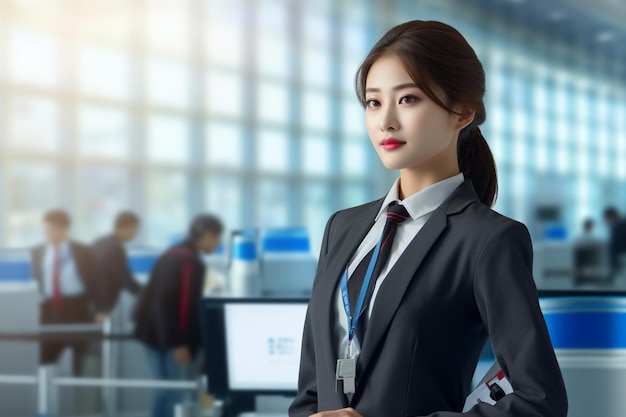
[379,106,399,131]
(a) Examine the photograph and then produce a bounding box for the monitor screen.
[200,298,309,396]
[536,205,561,222]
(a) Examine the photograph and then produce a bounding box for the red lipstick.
[380,138,406,151]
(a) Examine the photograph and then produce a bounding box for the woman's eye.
[365,99,380,108]
[400,95,418,104]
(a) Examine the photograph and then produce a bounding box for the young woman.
[289,21,568,417]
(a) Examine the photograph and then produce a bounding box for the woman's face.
[364,54,469,171]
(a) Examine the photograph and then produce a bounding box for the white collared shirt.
[42,241,85,301]
[334,172,465,358]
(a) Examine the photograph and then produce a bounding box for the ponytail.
[458,125,498,207]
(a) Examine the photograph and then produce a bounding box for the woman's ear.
[454,106,475,130]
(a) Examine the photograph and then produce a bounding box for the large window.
[0,0,624,251]
[0,0,380,251]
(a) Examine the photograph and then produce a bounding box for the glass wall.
[0,0,624,251]
[0,0,382,250]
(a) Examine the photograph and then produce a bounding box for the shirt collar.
[375,172,465,221]
[47,240,70,254]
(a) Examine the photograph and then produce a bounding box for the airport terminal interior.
[0,0,626,416]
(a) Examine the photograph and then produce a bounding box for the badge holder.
[336,358,357,394]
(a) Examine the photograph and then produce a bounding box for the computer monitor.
[200,297,309,398]
[536,205,561,222]
[573,242,609,284]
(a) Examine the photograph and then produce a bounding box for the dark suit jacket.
[609,218,626,273]
[31,241,100,323]
[133,240,206,356]
[289,179,568,417]
[92,234,142,313]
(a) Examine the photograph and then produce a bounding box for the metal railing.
[0,319,203,417]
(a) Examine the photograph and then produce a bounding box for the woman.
[289,21,567,417]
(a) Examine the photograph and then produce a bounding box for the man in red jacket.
[134,214,223,417]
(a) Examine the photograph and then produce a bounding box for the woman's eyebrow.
[365,83,419,93]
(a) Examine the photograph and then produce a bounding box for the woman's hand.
[310,407,363,417]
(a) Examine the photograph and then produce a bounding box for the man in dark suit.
[31,209,100,373]
[92,211,142,324]
[134,214,223,417]
[604,207,626,275]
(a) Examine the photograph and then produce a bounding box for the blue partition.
[127,250,160,275]
[262,227,311,253]
[0,250,32,282]
[540,297,626,349]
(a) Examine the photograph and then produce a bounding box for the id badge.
[336,358,357,394]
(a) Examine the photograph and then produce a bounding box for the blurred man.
[133,214,224,417]
[604,207,626,275]
[581,218,595,238]
[92,211,142,324]
[31,209,99,373]
[574,218,605,285]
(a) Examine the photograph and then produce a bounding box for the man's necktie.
[52,245,63,309]
[347,203,410,340]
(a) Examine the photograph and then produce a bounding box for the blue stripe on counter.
[541,297,626,349]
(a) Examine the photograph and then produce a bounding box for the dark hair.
[604,207,619,219]
[115,211,140,230]
[44,209,70,228]
[355,20,498,207]
[188,214,224,239]
[583,218,594,230]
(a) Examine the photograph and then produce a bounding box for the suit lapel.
[355,207,448,387]
[313,200,383,406]
[355,180,479,394]
[310,179,479,403]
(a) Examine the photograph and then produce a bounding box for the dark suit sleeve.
[152,255,184,346]
[418,221,568,417]
[93,240,142,312]
[609,226,619,272]
[610,221,626,273]
[151,253,204,349]
[92,242,114,312]
[112,244,142,296]
[289,212,338,417]
[78,245,102,312]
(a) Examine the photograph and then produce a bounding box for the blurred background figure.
[579,218,597,241]
[574,217,608,285]
[133,214,223,417]
[92,211,142,324]
[30,209,99,374]
[604,207,626,275]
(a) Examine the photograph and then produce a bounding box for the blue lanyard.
[340,236,383,343]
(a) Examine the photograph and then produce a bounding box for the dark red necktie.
[347,203,410,339]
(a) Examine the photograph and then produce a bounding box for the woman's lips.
[380,138,406,151]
